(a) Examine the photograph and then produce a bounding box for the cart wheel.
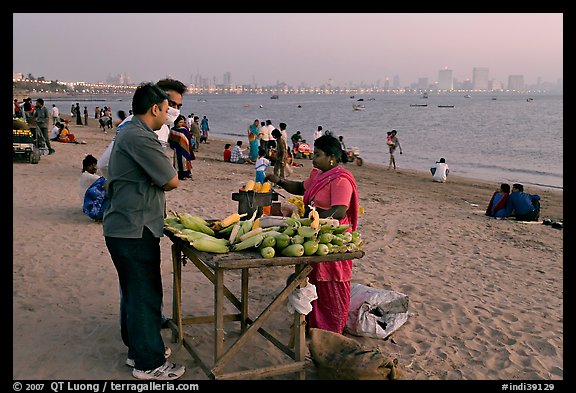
[356,157,363,166]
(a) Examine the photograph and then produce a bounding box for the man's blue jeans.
[105,228,166,371]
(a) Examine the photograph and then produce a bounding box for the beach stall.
[163,221,364,380]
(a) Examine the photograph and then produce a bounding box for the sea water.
[46,93,563,190]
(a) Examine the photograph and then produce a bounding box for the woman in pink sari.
[266,134,359,334]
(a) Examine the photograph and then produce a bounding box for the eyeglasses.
[168,100,183,110]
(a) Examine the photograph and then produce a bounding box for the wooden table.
[164,231,364,380]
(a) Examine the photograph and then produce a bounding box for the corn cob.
[280,244,305,257]
[239,227,264,242]
[177,212,215,236]
[176,228,225,243]
[309,208,320,230]
[229,222,242,244]
[244,180,256,191]
[189,237,230,253]
[259,182,271,193]
[297,226,319,239]
[232,233,265,251]
[252,182,263,192]
[219,212,246,229]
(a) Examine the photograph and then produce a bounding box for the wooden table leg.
[171,243,182,343]
[293,264,307,380]
[241,268,249,333]
[214,268,225,361]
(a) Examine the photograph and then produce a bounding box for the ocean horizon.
[44,92,563,191]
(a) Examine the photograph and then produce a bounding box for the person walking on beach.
[103,82,185,380]
[272,128,287,180]
[190,116,201,152]
[50,104,60,126]
[200,115,210,143]
[75,103,83,125]
[247,119,261,161]
[266,134,359,334]
[83,106,89,125]
[387,129,402,170]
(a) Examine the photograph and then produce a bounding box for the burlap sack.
[308,328,402,380]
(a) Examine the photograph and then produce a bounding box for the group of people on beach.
[485,183,541,221]
[24,75,549,381]
[70,77,362,381]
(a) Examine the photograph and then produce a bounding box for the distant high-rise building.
[437,68,453,90]
[472,67,489,90]
[223,72,231,86]
[489,79,503,91]
[507,75,525,91]
[393,75,400,89]
[417,77,429,90]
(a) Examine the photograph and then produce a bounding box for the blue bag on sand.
[83,176,109,221]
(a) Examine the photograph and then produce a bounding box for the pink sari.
[303,166,359,333]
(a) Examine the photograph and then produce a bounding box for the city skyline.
[13,13,563,87]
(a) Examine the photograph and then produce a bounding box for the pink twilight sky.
[13,13,563,87]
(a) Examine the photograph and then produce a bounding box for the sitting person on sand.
[78,154,101,201]
[56,123,78,143]
[485,183,510,218]
[431,158,449,182]
[504,183,541,221]
[50,122,65,141]
[79,154,109,221]
[223,143,232,162]
[230,140,252,164]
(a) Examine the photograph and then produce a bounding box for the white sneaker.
[126,346,171,368]
[132,360,185,381]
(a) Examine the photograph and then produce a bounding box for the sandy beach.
[12,114,563,381]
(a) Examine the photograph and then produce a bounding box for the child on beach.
[255,148,270,183]
[223,143,232,162]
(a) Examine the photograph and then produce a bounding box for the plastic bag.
[287,278,318,315]
[345,283,409,339]
[98,141,114,179]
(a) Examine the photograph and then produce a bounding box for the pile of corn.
[164,210,364,258]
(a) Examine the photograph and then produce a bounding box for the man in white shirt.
[50,104,60,126]
[259,119,271,154]
[431,158,450,182]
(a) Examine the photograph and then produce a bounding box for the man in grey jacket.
[33,98,54,154]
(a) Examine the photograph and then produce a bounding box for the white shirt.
[260,125,271,142]
[255,157,270,172]
[51,106,59,118]
[50,125,60,139]
[432,162,450,182]
[313,129,323,140]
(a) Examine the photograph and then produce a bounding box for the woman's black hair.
[314,134,343,162]
[174,114,187,125]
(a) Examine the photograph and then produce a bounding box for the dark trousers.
[105,228,166,371]
[516,200,541,221]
